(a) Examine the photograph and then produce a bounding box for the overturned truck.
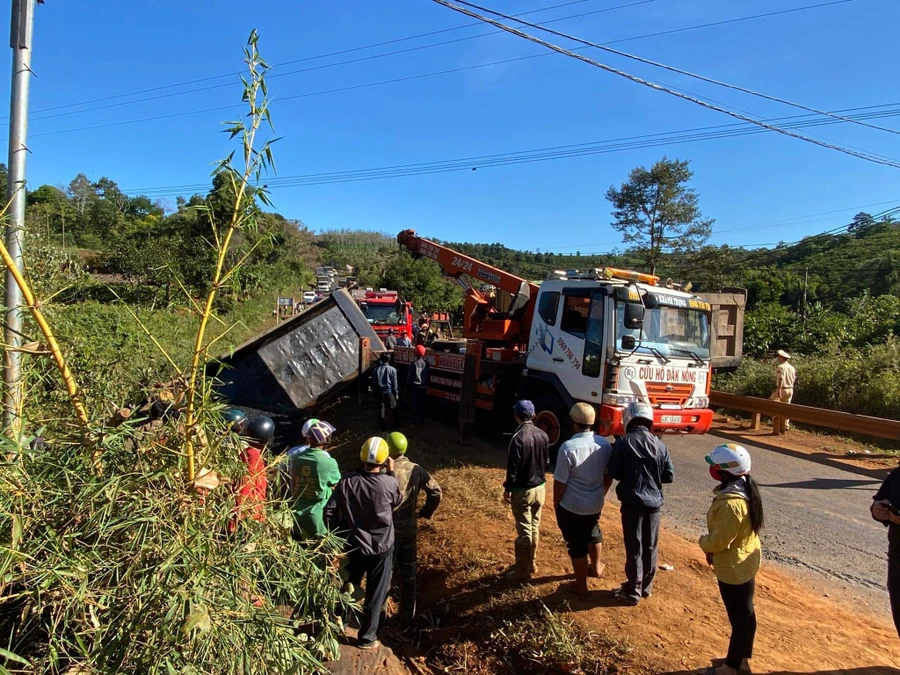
[209,289,384,414]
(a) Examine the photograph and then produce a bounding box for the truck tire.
[532,394,571,450]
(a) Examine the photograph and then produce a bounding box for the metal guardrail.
[710,391,900,441]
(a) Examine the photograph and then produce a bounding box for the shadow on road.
[707,429,895,481]
[759,477,883,491]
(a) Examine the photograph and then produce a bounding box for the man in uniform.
[386,432,441,622]
[770,349,797,429]
[503,400,550,580]
[406,345,431,424]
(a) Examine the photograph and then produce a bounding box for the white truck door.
[527,287,607,404]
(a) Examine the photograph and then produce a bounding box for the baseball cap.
[513,400,535,417]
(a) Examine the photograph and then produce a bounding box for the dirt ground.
[319,397,900,674]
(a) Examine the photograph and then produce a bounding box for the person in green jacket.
[699,444,765,675]
[289,419,341,540]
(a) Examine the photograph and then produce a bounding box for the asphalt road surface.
[630,431,892,616]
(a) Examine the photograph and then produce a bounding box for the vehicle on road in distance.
[302,291,317,304]
[393,229,745,447]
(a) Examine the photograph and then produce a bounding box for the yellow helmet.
[360,436,390,465]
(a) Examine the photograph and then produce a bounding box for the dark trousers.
[555,505,602,559]
[410,385,428,424]
[888,524,900,637]
[393,520,418,618]
[718,578,756,669]
[377,391,399,431]
[346,550,393,645]
[620,505,660,601]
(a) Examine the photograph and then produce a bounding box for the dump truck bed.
[209,289,384,413]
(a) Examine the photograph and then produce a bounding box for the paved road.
[628,431,892,614]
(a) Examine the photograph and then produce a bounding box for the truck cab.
[353,288,414,340]
[525,271,714,443]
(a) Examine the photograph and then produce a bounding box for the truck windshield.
[615,302,710,359]
[364,305,403,325]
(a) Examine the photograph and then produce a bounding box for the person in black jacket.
[608,401,674,605]
[871,466,900,637]
[503,400,550,580]
[325,437,402,650]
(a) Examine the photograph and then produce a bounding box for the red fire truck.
[352,288,415,341]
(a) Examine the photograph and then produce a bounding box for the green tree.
[605,157,713,275]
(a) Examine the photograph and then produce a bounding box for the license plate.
[660,415,682,424]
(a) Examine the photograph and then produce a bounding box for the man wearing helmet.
[231,416,275,528]
[288,419,341,540]
[608,401,674,606]
[325,437,402,650]
[406,345,431,424]
[386,431,442,621]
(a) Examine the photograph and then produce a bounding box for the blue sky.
[6,0,900,253]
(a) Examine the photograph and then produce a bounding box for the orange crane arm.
[397,229,540,348]
[397,230,539,298]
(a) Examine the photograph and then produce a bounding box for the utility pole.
[4,0,37,431]
[802,266,809,318]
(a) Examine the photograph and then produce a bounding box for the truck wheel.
[532,394,571,449]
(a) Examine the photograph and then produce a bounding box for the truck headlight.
[602,393,635,406]
[685,397,709,409]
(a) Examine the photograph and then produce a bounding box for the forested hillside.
[12,158,900,423]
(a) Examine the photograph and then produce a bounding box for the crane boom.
[397,229,539,348]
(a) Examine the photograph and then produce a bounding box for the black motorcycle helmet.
[245,416,275,445]
[222,408,247,433]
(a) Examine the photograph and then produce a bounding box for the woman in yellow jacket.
[699,444,764,675]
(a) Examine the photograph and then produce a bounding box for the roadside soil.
[319,397,900,674]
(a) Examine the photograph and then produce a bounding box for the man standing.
[872,467,900,637]
[503,400,550,580]
[553,403,612,596]
[384,328,398,352]
[407,345,431,424]
[326,437,402,650]
[288,420,341,540]
[770,349,797,429]
[386,432,442,622]
[609,401,674,605]
[372,352,400,431]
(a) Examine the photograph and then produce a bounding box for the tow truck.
[393,230,745,446]
[351,288,415,341]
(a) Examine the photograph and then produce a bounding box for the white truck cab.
[525,270,714,440]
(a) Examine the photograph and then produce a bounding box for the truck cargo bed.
[208,289,384,413]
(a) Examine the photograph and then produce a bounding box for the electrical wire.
[122,103,900,196]
[450,0,897,137]
[19,0,858,129]
[7,0,593,120]
[432,0,900,169]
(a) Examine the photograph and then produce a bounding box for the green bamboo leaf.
[10,514,21,550]
[0,647,28,666]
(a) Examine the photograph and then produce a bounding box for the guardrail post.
[774,415,787,436]
[750,413,760,430]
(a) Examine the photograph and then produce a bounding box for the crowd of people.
[219,408,441,652]
[503,398,764,675]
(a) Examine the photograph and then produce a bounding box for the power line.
[21,0,658,124]
[19,0,862,134]
[449,0,899,138]
[432,0,900,169]
[123,103,900,196]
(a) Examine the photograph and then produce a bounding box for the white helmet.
[622,401,654,430]
[705,443,752,476]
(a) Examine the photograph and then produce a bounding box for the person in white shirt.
[553,402,612,596]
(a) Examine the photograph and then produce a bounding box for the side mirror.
[621,335,636,350]
[624,302,644,329]
[644,294,659,309]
